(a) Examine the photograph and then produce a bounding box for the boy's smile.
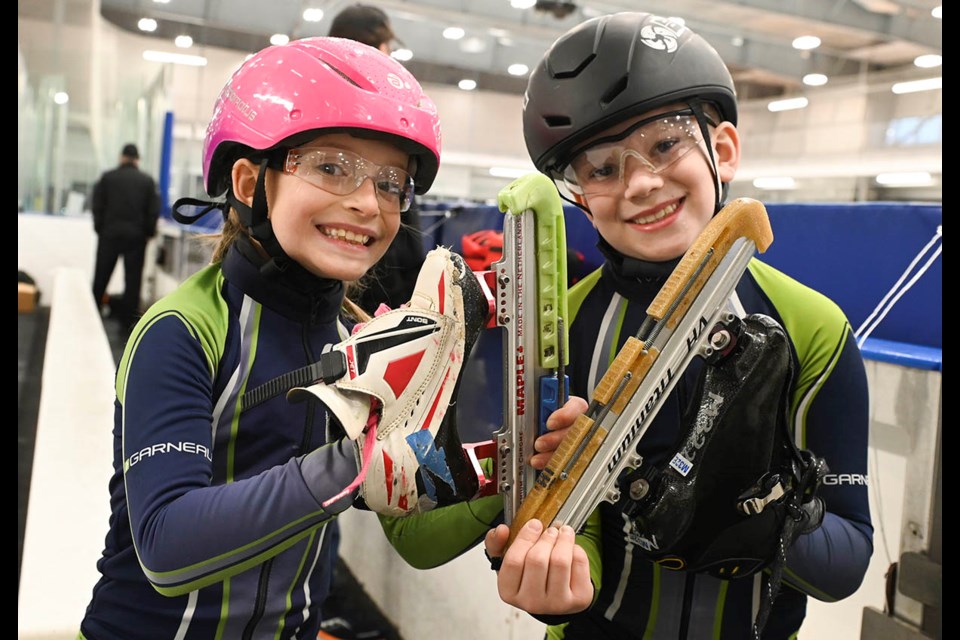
[625,199,682,228]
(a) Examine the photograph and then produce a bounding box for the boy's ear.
[231,159,260,207]
[712,122,741,184]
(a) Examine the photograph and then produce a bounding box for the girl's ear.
[231,159,260,207]
[712,122,741,184]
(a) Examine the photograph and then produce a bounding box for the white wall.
[804,360,940,638]
[338,509,547,640]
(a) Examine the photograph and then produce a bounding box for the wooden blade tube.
[506,337,657,547]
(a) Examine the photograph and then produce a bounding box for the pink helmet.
[202,37,441,197]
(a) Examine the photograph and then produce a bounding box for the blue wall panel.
[421,201,942,349]
[428,200,942,441]
[762,202,941,350]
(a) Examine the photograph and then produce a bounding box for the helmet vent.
[600,75,629,108]
[543,115,572,129]
[552,53,596,80]
[319,59,362,88]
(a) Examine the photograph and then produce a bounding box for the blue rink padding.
[860,337,942,372]
[761,202,941,352]
[420,201,942,352]
[422,201,942,442]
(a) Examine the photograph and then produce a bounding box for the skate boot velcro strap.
[288,247,484,516]
[241,350,347,412]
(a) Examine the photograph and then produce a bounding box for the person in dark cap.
[328,4,428,319]
[328,4,396,53]
[91,143,160,330]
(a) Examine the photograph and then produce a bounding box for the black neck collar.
[223,236,345,323]
[597,236,681,297]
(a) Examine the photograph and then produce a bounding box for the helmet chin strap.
[226,158,295,277]
[688,100,727,215]
[717,182,731,215]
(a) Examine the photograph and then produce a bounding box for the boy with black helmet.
[381,12,873,640]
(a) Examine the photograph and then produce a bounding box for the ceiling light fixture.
[458,79,477,91]
[138,18,158,32]
[53,91,69,105]
[443,27,465,40]
[853,0,901,13]
[791,35,821,50]
[270,34,289,46]
[803,73,828,86]
[391,48,413,61]
[302,8,324,22]
[459,37,487,54]
[507,63,529,76]
[875,172,933,187]
[767,97,809,112]
[510,0,537,8]
[891,77,942,94]
[752,177,796,190]
[174,35,193,49]
[914,54,942,69]
[143,50,208,66]
[932,6,941,19]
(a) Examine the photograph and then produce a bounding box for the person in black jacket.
[329,4,427,316]
[91,143,160,329]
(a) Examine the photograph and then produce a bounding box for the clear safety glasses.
[284,147,416,213]
[556,110,709,198]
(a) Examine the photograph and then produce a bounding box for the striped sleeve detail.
[567,267,604,322]
[118,263,231,400]
[746,260,854,447]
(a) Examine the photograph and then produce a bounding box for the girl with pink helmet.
[77,37,549,639]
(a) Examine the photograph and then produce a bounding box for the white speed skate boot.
[288,247,489,516]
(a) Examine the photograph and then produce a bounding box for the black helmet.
[523,12,737,176]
